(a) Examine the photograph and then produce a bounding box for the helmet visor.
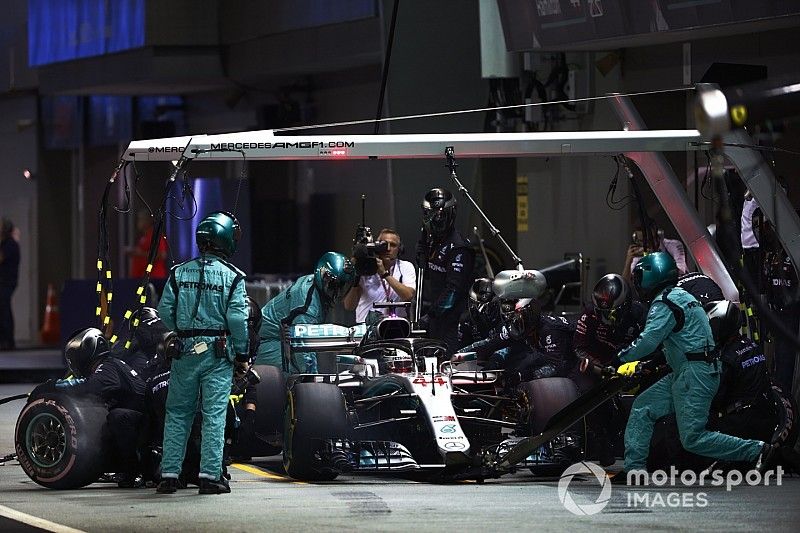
[507,311,528,341]
[322,271,346,301]
[422,206,454,236]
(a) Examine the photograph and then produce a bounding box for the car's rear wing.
[280,323,367,373]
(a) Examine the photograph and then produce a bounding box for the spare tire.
[251,364,286,456]
[15,393,109,489]
[519,377,581,434]
[283,383,350,481]
[770,383,798,448]
[518,377,582,476]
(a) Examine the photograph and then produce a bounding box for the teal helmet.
[196,211,241,259]
[314,252,356,303]
[632,252,678,302]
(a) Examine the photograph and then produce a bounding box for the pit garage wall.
[0,96,38,345]
[515,62,628,284]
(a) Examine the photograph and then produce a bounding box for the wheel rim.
[25,413,67,468]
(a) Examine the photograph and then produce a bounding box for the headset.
[378,227,405,257]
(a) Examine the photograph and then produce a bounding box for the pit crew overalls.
[618,286,764,471]
[158,254,249,482]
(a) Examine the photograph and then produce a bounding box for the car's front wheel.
[283,383,350,481]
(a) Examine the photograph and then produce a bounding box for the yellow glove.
[617,361,640,377]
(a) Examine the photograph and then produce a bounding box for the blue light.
[167,177,224,262]
[29,0,145,67]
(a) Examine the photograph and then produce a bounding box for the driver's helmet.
[591,274,632,326]
[705,300,741,346]
[505,299,542,341]
[381,348,413,374]
[196,211,241,259]
[422,188,457,239]
[632,252,678,302]
[314,252,357,303]
[64,327,109,378]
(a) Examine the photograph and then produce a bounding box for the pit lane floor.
[1,384,799,533]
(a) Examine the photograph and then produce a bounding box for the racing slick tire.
[769,383,798,448]
[251,364,286,456]
[519,377,581,476]
[283,383,350,481]
[520,377,581,434]
[15,393,109,489]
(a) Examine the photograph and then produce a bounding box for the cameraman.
[343,228,416,322]
[623,222,688,281]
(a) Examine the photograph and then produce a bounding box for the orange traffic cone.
[40,283,61,346]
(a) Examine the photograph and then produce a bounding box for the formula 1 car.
[279,315,800,481]
[279,316,583,481]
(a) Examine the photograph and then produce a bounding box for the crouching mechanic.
[156,211,249,495]
[256,251,356,372]
[705,300,800,478]
[55,328,146,488]
[456,299,576,386]
[706,300,775,441]
[613,252,769,483]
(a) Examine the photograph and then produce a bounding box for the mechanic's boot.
[156,478,178,494]
[754,443,778,474]
[198,477,231,494]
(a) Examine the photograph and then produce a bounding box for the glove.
[234,358,250,379]
[238,409,256,443]
[617,361,640,377]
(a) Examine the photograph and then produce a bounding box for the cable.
[617,155,656,251]
[112,164,133,214]
[232,150,248,217]
[715,142,800,157]
[606,155,633,210]
[95,159,129,332]
[113,140,195,348]
[700,151,715,201]
[272,86,696,133]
